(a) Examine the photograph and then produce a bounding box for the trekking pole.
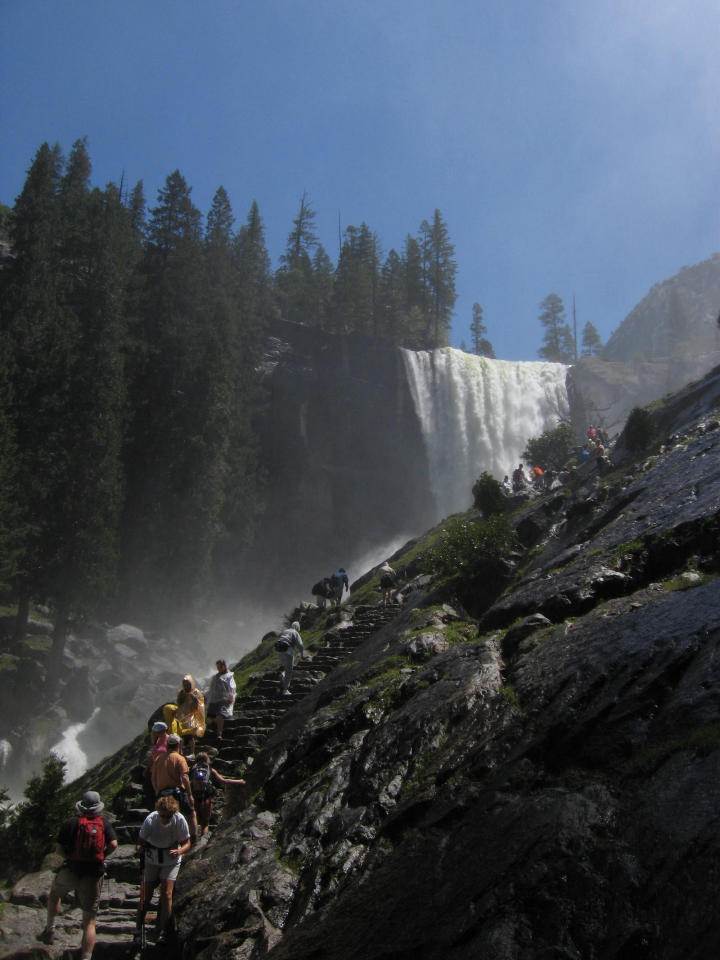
[136,848,146,956]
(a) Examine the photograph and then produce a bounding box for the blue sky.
[2,0,718,360]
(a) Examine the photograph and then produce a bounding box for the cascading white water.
[402,348,569,521]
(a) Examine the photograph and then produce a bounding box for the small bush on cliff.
[422,514,517,587]
[472,471,506,516]
[522,423,575,471]
[622,406,657,453]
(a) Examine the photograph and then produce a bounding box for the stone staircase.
[79,603,399,957]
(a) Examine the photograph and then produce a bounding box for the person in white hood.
[275,621,307,696]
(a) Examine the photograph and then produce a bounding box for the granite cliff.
[3,365,720,960]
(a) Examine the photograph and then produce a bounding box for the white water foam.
[402,348,569,521]
[50,707,101,783]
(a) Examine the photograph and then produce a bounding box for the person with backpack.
[275,621,307,695]
[133,795,191,947]
[311,577,334,609]
[151,733,198,842]
[37,791,118,959]
[330,567,349,606]
[190,752,246,838]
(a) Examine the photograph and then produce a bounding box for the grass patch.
[499,685,523,713]
[625,724,720,777]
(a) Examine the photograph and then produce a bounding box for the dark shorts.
[52,865,103,914]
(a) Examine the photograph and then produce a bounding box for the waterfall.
[402,348,569,521]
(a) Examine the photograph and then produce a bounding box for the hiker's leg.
[158,878,176,930]
[215,715,225,737]
[80,910,97,958]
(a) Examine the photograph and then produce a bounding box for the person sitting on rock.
[379,561,396,606]
[38,791,118,960]
[190,751,246,839]
[502,475,512,495]
[134,795,191,948]
[512,464,527,492]
[275,621,307,696]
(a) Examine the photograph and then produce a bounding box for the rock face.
[248,321,434,600]
[569,255,720,437]
[4,366,720,960]
[166,368,720,959]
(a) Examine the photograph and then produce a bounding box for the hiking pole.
[136,847,146,956]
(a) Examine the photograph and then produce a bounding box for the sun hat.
[75,790,104,815]
[167,733,182,745]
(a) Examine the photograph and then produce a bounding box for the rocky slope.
[4,364,720,959]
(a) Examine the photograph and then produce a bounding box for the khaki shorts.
[52,865,103,914]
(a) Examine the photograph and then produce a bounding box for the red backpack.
[71,815,106,863]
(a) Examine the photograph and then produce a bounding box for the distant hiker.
[502,475,512,495]
[530,465,544,488]
[594,439,610,474]
[330,567,350,605]
[151,733,197,842]
[190,752,246,838]
[134,795,191,948]
[175,674,206,756]
[37,790,118,960]
[275,621,307,695]
[379,561,396,606]
[587,425,597,441]
[312,577,335,609]
[512,464,527,492]
[206,659,236,740]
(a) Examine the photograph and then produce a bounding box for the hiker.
[206,658,236,740]
[312,577,334,609]
[134,795,191,947]
[330,567,350,605]
[530,465,544,488]
[190,751,246,838]
[143,721,169,805]
[275,621,307,695]
[512,464,527,492]
[175,674,206,756]
[502,475,512,495]
[378,561,396,606]
[151,733,198,842]
[37,790,118,959]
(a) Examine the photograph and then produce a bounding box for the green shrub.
[622,406,657,454]
[472,471,506,516]
[422,514,517,586]
[0,754,70,878]
[522,423,575,472]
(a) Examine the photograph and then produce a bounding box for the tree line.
[0,139,462,661]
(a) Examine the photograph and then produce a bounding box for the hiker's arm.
[169,837,191,858]
[181,773,195,808]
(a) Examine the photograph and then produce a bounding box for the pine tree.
[333,223,380,336]
[581,321,603,357]
[469,302,495,358]
[121,170,214,626]
[537,293,574,363]
[420,209,457,348]
[276,192,318,324]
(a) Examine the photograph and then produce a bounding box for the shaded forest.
[0,139,459,663]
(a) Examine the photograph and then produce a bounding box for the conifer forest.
[0,139,459,658]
